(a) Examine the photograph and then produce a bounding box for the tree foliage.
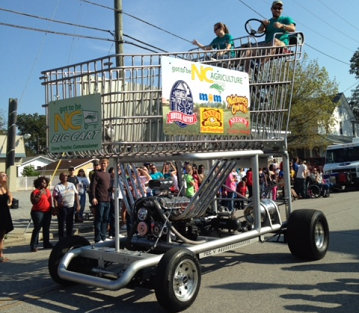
[348,84,359,120]
[288,54,338,151]
[16,113,46,156]
[21,165,40,177]
[349,49,359,79]
[349,48,359,118]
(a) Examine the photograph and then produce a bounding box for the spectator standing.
[296,160,309,198]
[138,167,152,196]
[91,159,111,243]
[0,172,13,263]
[236,176,248,209]
[163,162,177,179]
[53,172,80,241]
[184,164,196,198]
[197,165,206,187]
[67,166,80,222]
[246,168,253,199]
[30,177,53,252]
[89,160,101,181]
[117,166,127,228]
[225,168,238,212]
[108,167,116,238]
[76,169,89,223]
[150,164,164,180]
[192,164,201,192]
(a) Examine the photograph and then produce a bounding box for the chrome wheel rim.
[314,221,325,249]
[173,259,199,302]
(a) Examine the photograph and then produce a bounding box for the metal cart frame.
[42,33,329,312]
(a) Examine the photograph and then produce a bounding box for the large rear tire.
[48,236,97,286]
[155,248,201,312]
[287,209,329,260]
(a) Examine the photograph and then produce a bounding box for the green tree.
[0,110,6,134]
[16,113,46,156]
[21,165,40,177]
[288,54,338,152]
[349,48,359,118]
[348,84,359,120]
[349,49,359,79]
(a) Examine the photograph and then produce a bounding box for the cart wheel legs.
[155,248,201,312]
[48,236,97,286]
[287,209,329,260]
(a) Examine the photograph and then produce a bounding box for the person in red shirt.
[236,176,248,209]
[246,168,253,199]
[30,177,53,252]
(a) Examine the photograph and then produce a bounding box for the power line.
[124,34,168,53]
[0,21,114,42]
[80,0,192,43]
[0,5,173,53]
[19,0,61,106]
[306,44,350,65]
[291,0,359,44]
[0,7,113,35]
[317,0,359,33]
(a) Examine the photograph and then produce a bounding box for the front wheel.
[155,248,201,312]
[287,209,329,260]
[48,236,97,286]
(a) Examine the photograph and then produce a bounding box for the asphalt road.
[0,190,358,313]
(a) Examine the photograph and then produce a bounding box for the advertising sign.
[162,56,250,136]
[48,94,102,153]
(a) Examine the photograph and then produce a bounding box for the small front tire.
[155,248,201,312]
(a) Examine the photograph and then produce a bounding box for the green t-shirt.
[184,174,196,197]
[265,16,296,45]
[210,34,235,57]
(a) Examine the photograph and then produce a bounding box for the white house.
[319,93,359,138]
[290,93,359,161]
[17,155,55,177]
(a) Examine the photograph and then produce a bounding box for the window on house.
[353,122,356,137]
[340,121,343,135]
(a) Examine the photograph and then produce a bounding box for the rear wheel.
[48,236,97,286]
[287,209,329,260]
[155,248,201,312]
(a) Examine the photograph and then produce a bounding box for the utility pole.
[6,98,17,192]
[114,0,124,68]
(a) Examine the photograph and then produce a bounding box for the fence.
[16,176,56,191]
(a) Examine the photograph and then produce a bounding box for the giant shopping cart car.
[42,28,329,312]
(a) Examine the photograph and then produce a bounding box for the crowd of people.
[0,154,331,261]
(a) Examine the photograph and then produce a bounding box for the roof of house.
[20,155,55,165]
[41,158,95,171]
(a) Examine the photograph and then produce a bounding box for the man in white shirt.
[295,160,308,198]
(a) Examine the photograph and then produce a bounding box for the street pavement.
[0,190,358,312]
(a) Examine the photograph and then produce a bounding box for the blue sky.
[0,0,358,120]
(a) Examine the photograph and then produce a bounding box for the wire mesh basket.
[41,33,304,159]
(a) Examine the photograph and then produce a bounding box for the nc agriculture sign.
[48,94,102,153]
[161,56,250,136]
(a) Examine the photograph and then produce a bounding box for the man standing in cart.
[91,158,111,243]
[259,1,296,47]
